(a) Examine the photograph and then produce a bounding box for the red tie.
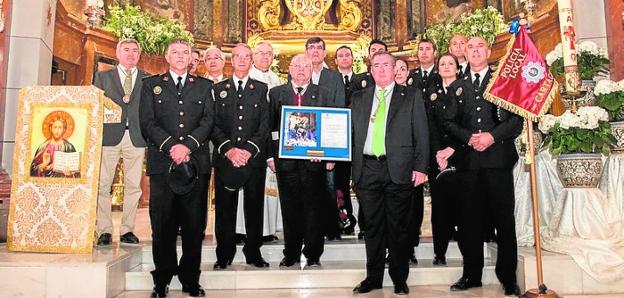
[296,87,304,106]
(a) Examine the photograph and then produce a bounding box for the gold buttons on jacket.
[179,123,185,128]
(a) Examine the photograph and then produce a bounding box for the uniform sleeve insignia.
[456,87,463,96]
[225,83,230,89]
[163,76,169,82]
[153,86,162,95]
[219,90,228,99]
[407,77,413,86]
[361,80,367,88]
[430,93,438,101]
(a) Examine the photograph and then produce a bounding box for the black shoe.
[503,283,521,297]
[305,259,321,268]
[394,283,409,295]
[450,277,482,291]
[352,280,382,294]
[97,233,112,246]
[279,257,298,267]
[120,232,139,244]
[357,231,365,239]
[246,257,270,268]
[432,255,447,266]
[213,261,228,270]
[150,285,168,298]
[327,234,342,241]
[409,254,418,265]
[182,285,206,297]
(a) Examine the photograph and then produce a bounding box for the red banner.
[485,26,558,121]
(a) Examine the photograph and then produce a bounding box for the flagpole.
[523,119,559,298]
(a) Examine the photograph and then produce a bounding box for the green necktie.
[123,68,133,96]
[372,88,387,156]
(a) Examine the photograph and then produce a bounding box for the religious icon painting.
[7,86,105,253]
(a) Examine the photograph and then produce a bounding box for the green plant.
[594,79,624,121]
[546,41,610,81]
[539,107,616,155]
[423,6,505,55]
[104,5,193,55]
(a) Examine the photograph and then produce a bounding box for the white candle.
[557,0,580,93]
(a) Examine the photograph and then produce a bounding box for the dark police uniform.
[211,77,270,267]
[441,68,522,288]
[140,72,214,293]
[406,66,441,260]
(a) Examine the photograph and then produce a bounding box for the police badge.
[153,86,162,95]
[407,77,413,86]
[361,80,367,88]
[456,87,463,96]
[219,90,228,99]
[430,93,437,101]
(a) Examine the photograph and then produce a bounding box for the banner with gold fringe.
[484,25,558,121]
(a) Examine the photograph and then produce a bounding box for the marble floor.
[115,286,624,298]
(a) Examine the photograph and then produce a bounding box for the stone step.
[138,239,493,264]
[125,259,498,290]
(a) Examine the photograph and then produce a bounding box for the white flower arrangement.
[594,79,624,96]
[539,106,609,133]
[545,41,610,80]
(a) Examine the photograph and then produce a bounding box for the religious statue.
[258,0,363,31]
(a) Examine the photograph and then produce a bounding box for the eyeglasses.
[306,45,324,51]
[233,54,252,59]
[255,51,273,57]
[291,64,312,69]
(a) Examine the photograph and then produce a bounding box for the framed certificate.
[278,105,351,161]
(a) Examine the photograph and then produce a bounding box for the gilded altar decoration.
[258,0,282,30]
[284,0,334,30]
[337,0,362,31]
[7,86,105,253]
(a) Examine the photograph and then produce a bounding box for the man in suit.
[406,38,441,264]
[442,36,522,296]
[333,45,358,235]
[204,47,226,83]
[267,54,336,268]
[351,51,429,295]
[449,34,469,77]
[305,37,345,241]
[94,38,146,246]
[140,39,214,298]
[212,43,270,270]
[351,39,387,93]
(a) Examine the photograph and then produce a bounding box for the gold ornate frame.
[7,86,104,253]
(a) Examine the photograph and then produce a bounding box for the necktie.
[458,65,464,77]
[123,68,133,95]
[344,75,349,85]
[296,87,304,106]
[237,80,244,94]
[423,70,429,82]
[176,76,183,94]
[372,88,387,157]
[472,73,481,90]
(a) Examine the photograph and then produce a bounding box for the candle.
[557,0,580,94]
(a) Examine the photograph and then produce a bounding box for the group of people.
[91,31,522,297]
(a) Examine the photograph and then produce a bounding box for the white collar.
[232,74,249,90]
[169,71,188,85]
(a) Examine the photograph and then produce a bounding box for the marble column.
[1,0,56,175]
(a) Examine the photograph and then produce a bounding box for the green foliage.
[596,91,624,121]
[549,52,610,81]
[104,5,193,56]
[423,7,505,55]
[544,121,616,156]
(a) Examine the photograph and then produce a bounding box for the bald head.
[289,54,313,86]
[466,36,491,71]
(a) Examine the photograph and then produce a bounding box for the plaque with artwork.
[278,106,351,161]
[7,86,105,253]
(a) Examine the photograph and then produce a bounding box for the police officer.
[212,43,270,270]
[140,39,214,298]
[406,38,442,264]
[442,36,522,296]
[351,39,387,93]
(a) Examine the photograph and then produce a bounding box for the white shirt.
[340,70,353,84]
[169,71,188,87]
[207,74,225,83]
[421,64,435,78]
[312,67,325,85]
[249,65,282,89]
[117,65,138,91]
[363,82,395,155]
[232,74,249,91]
[470,67,489,88]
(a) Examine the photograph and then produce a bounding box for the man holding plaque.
[93,38,147,246]
[351,51,429,295]
[267,54,336,268]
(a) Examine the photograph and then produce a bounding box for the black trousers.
[149,173,209,287]
[214,167,266,263]
[334,161,356,230]
[458,168,518,285]
[357,159,413,285]
[321,169,341,237]
[429,169,460,258]
[408,184,424,248]
[276,162,326,261]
